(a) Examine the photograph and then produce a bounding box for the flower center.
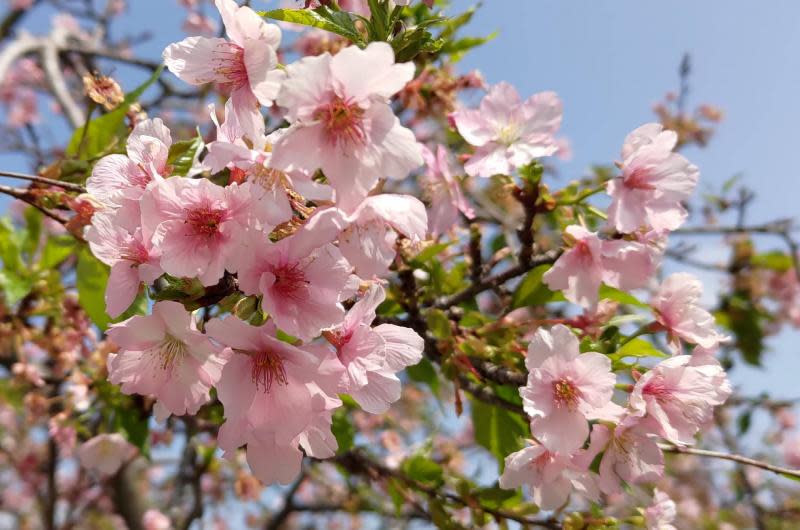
[270,263,308,299]
[624,167,656,190]
[496,124,519,146]
[322,328,352,353]
[250,350,288,392]
[530,449,556,471]
[248,164,286,192]
[122,240,150,265]
[552,377,581,410]
[158,334,187,372]
[313,96,366,146]
[186,206,225,237]
[642,375,671,400]
[212,42,248,89]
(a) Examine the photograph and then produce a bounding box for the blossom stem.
[558,185,606,206]
[618,322,655,347]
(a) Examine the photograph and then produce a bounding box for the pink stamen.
[250,350,288,393]
[312,96,366,147]
[212,42,249,90]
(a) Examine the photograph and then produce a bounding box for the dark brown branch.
[334,449,559,529]
[43,439,57,530]
[662,444,800,480]
[513,182,540,268]
[0,183,69,224]
[457,374,525,414]
[467,356,526,387]
[0,0,40,40]
[263,470,306,530]
[110,460,147,530]
[0,170,86,192]
[433,249,560,309]
[674,220,796,235]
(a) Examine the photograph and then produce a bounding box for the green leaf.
[470,396,527,470]
[21,207,43,260]
[610,338,668,361]
[440,32,497,62]
[406,357,440,396]
[737,410,752,435]
[401,454,443,487]
[0,218,33,304]
[475,486,522,510]
[425,308,451,339]
[752,251,793,272]
[511,264,564,308]
[720,293,767,366]
[780,471,800,482]
[66,65,164,160]
[412,242,451,265]
[39,235,77,269]
[116,408,150,456]
[260,7,364,45]
[77,247,111,330]
[0,271,32,305]
[167,132,204,176]
[599,284,648,308]
[331,409,355,454]
[392,26,443,62]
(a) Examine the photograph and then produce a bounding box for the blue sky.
[3,0,800,415]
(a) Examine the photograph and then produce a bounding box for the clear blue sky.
[4,0,800,415]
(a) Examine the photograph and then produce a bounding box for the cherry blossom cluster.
[83,0,426,485]
[447,87,732,507]
[74,0,736,518]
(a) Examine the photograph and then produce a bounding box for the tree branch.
[0,170,86,192]
[661,444,800,480]
[432,249,560,309]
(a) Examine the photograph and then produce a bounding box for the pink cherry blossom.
[206,316,342,484]
[106,301,224,420]
[543,225,659,309]
[271,42,423,211]
[498,440,599,510]
[235,208,351,340]
[651,272,726,352]
[420,144,474,236]
[323,284,423,413]
[142,509,172,530]
[452,82,562,178]
[520,324,618,452]
[140,177,268,286]
[76,433,136,476]
[607,123,699,233]
[644,489,678,530]
[587,419,665,495]
[205,98,268,174]
[336,194,427,278]
[205,100,302,227]
[85,212,163,318]
[782,435,800,468]
[629,354,731,445]
[163,0,283,108]
[86,118,172,215]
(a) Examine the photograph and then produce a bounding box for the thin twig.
[433,250,560,309]
[661,444,800,480]
[263,470,306,530]
[0,184,69,224]
[0,170,86,192]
